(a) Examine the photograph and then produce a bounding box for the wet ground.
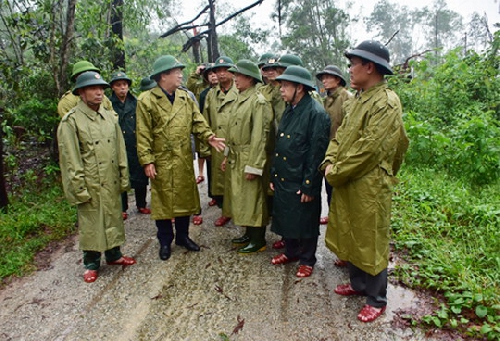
[0,165,442,341]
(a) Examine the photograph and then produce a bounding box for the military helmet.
[228,60,262,83]
[139,77,157,91]
[71,61,100,82]
[213,56,234,69]
[276,54,304,68]
[315,65,347,87]
[261,55,280,70]
[110,71,132,86]
[257,52,275,67]
[344,40,393,75]
[276,65,315,90]
[72,71,109,95]
[151,55,185,77]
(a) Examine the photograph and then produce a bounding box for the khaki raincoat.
[57,101,129,252]
[323,87,353,139]
[201,83,238,197]
[224,85,273,227]
[321,82,409,276]
[136,87,215,220]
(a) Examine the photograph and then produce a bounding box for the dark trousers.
[156,216,190,246]
[122,186,148,212]
[349,263,388,308]
[324,177,333,206]
[206,159,213,199]
[283,236,319,267]
[83,246,122,270]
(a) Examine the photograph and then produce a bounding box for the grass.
[391,167,500,340]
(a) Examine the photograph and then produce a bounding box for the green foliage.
[392,168,500,339]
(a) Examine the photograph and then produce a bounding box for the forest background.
[0,0,499,339]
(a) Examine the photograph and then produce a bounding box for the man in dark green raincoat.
[270,66,330,278]
[109,71,150,220]
[321,40,409,322]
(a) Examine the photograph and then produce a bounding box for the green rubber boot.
[231,227,251,245]
[238,227,266,254]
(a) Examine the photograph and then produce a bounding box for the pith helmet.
[258,52,275,67]
[315,65,347,87]
[228,60,262,83]
[139,77,157,91]
[261,55,280,70]
[151,55,185,77]
[110,71,132,86]
[276,65,315,90]
[71,61,99,82]
[276,54,304,68]
[213,56,234,69]
[72,71,109,95]
[344,40,393,75]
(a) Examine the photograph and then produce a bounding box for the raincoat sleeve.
[244,95,272,176]
[114,116,130,192]
[57,115,92,205]
[300,108,330,196]
[198,91,213,158]
[326,92,403,188]
[136,94,155,166]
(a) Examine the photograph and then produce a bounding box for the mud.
[0,166,443,341]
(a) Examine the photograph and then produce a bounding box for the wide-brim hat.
[139,77,157,91]
[213,56,234,70]
[276,65,315,90]
[110,71,132,86]
[72,71,109,95]
[151,55,185,77]
[258,52,275,67]
[344,40,393,75]
[228,60,262,83]
[261,56,280,70]
[71,61,100,82]
[315,65,347,86]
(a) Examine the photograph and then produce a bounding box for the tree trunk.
[0,108,9,212]
[59,0,77,97]
[111,0,125,70]
[207,0,219,62]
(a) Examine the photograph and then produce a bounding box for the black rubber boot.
[238,227,266,254]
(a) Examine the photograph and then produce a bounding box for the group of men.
[56,39,409,323]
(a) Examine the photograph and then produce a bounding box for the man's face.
[111,80,129,100]
[214,67,232,85]
[234,73,253,92]
[279,80,298,103]
[207,71,218,86]
[263,67,278,82]
[320,74,341,91]
[162,68,183,89]
[348,57,369,90]
[80,85,105,107]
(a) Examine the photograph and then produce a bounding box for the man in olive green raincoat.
[57,61,113,118]
[222,60,273,254]
[58,71,136,283]
[201,56,238,227]
[320,40,409,323]
[136,55,225,261]
[270,66,330,278]
[315,65,353,234]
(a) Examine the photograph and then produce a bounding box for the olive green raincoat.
[136,87,215,220]
[323,87,353,139]
[201,83,238,197]
[224,86,273,227]
[321,82,409,276]
[58,101,129,252]
[271,94,330,238]
[57,91,113,118]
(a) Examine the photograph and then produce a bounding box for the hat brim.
[345,50,393,75]
[276,74,315,90]
[315,71,347,87]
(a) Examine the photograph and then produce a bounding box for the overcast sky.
[177,0,500,50]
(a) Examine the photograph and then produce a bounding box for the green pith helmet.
[315,65,347,87]
[151,55,185,77]
[228,60,262,83]
[276,54,304,68]
[72,71,109,95]
[344,40,393,75]
[257,52,275,67]
[71,61,100,82]
[276,65,315,90]
[261,55,280,70]
[139,77,157,91]
[110,71,132,86]
[212,56,234,70]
